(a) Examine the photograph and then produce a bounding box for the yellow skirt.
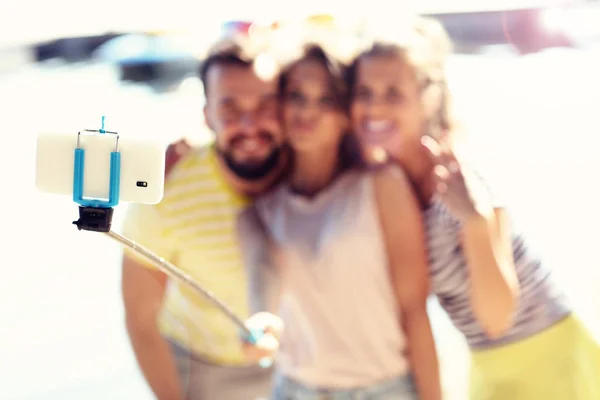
[469,314,600,400]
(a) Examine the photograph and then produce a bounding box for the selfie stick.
[70,118,264,347]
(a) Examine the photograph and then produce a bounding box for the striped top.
[239,169,409,388]
[425,177,572,349]
[121,145,253,365]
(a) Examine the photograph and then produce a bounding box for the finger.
[422,136,456,168]
[436,182,448,194]
[441,145,458,165]
[433,149,460,176]
[447,160,459,174]
[242,334,278,353]
[245,312,284,340]
[421,135,443,160]
[423,134,459,167]
[433,164,449,194]
[434,164,450,181]
[263,324,284,340]
[242,342,273,362]
[437,133,459,164]
[241,332,279,363]
[255,332,279,352]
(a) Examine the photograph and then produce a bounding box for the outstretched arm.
[121,204,182,400]
[122,259,182,400]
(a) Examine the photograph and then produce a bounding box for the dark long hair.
[278,43,362,170]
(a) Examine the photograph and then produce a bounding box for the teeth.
[366,120,393,132]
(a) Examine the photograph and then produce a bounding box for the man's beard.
[217,146,284,182]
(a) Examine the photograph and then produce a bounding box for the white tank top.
[246,168,409,389]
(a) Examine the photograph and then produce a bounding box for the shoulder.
[369,163,411,186]
[120,148,216,230]
[160,146,217,200]
[367,164,414,201]
[166,145,214,183]
[364,164,424,228]
[329,166,411,196]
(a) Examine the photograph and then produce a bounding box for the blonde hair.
[347,17,461,141]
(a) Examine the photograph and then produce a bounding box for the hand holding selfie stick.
[70,117,264,349]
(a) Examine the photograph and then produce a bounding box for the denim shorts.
[272,374,418,400]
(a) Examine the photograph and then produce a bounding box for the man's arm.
[122,258,182,400]
[373,166,442,400]
[120,203,182,400]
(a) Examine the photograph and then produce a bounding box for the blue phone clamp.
[72,117,122,233]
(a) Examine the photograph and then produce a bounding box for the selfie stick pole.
[70,120,262,344]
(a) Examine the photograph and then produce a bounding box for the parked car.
[94,33,199,88]
[33,33,126,63]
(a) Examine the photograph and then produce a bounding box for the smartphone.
[36,131,166,205]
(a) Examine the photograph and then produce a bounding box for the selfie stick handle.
[70,119,262,344]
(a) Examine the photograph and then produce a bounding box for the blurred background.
[1,0,599,398]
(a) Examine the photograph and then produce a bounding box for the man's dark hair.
[198,39,255,96]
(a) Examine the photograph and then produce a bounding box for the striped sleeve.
[121,203,177,269]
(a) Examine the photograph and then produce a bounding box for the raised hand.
[420,135,492,221]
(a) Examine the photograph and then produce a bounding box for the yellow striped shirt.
[122,145,252,365]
